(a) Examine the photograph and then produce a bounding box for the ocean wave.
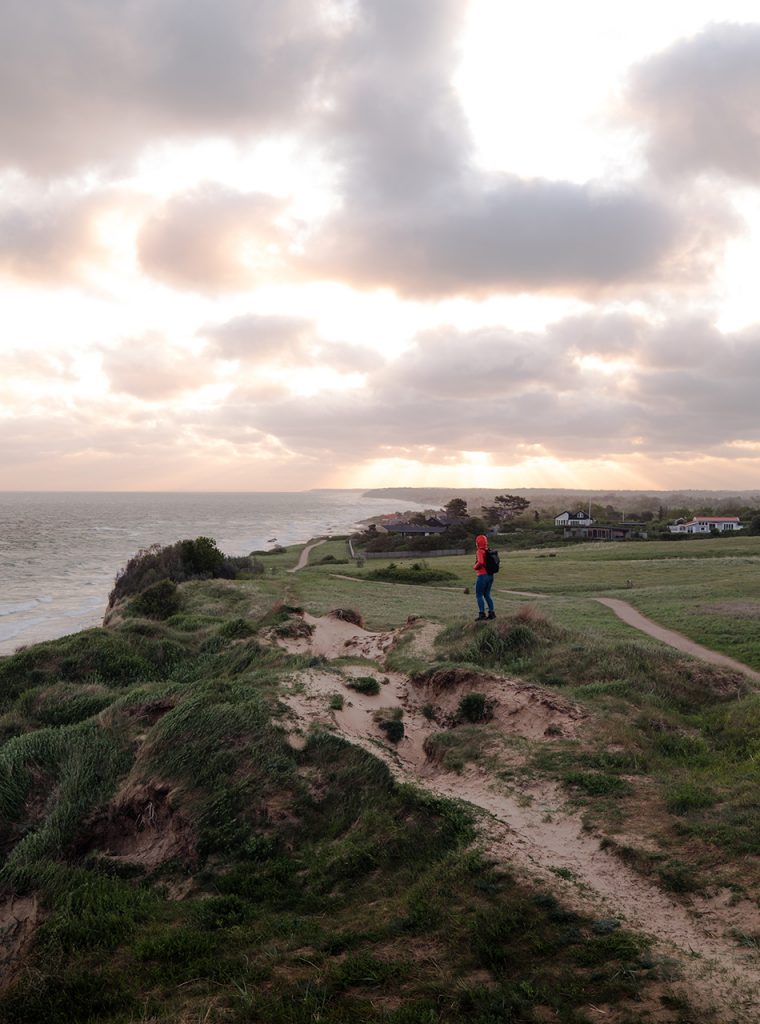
[0,615,49,645]
[0,599,45,617]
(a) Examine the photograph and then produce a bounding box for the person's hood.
[476,534,489,548]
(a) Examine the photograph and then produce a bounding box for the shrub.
[379,719,405,743]
[110,536,233,604]
[366,562,458,585]
[329,693,345,711]
[131,579,181,619]
[457,692,489,723]
[346,677,380,696]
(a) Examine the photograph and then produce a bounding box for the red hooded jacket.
[474,534,490,575]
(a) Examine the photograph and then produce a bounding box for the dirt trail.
[277,613,760,1022]
[287,538,327,573]
[595,597,760,682]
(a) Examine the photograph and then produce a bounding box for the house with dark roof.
[382,523,447,537]
[562,522,647,541]
[554,510,593,528]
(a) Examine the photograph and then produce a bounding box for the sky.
[3,0,760,492]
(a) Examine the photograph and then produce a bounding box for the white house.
[554,510,594,528]
[668,516,743,534]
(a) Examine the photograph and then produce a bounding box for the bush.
[366,561,458,585]
[110,536,233,604]
[131,579,181,619]
[379,719,405,743]
[346,677,381,696]
[458,692,489,723]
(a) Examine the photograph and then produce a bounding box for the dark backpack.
[484,549,500,574]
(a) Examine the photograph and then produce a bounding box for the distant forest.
[362,487,760,516]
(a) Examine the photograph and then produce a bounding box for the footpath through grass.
[429,606,760,899]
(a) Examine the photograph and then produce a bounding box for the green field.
[292,535,760,669]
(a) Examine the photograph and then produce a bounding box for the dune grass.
[0,572,705,1024]
[7,532,760,1020]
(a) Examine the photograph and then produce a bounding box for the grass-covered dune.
[3,535,760,1022]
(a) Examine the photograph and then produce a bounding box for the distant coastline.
[362,486,760,505]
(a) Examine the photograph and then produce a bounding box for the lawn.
[288,535,760,667]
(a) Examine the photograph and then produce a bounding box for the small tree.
[481,494,530,526]
[131,579,181,619]
[444,497,468,518]
[180,536,225,575]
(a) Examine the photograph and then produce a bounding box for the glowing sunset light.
[3,1,760,490]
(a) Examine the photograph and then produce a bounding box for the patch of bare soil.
[280,617,760,1022]
[273,612,397,661]
[395,617,444,660]
[412,667,585,740]
[0,896,40,989]
[78,782,196,870]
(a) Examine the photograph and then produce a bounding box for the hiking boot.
[487,611,496,620]
[475,612,486,621]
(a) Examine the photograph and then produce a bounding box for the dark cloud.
[137,185,286,291]
[4,0,727,299]
[628,23,760,182]
[308,179,694,296]
[0,0,332,174]
[321,0,469,204]
[301,1,732,297]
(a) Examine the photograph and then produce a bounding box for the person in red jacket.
[473,534,495,621]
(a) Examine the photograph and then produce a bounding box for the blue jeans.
[476,574,494,613]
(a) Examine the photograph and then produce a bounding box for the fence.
[363,548,466,559]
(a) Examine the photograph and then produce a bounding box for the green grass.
[2,559,742,1023]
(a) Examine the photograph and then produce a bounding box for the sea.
[0,491,423,656]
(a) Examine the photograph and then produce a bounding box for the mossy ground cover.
[0,576,697,1023]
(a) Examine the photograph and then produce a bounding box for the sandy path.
[287,538,327,573]
[280,614,760,1021]
[595,597,760,681]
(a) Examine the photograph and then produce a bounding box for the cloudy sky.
[4,0,760,491]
